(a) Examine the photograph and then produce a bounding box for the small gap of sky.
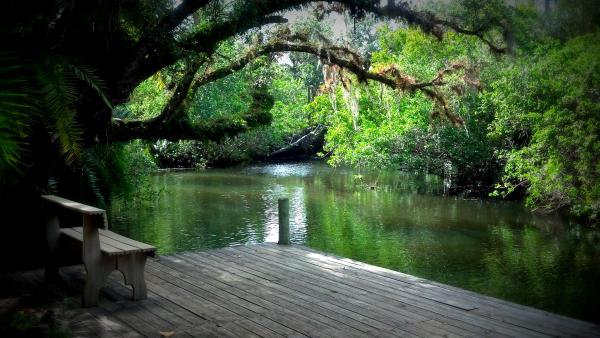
[283,0,396,37]
[278,1,397,65]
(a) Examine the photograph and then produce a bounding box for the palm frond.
[0,52,34,179]
[1,50,113,183]
[36,56,83,164]
[82,153,106,207]
[0,118,25,173]
[54,111,83,164]
[65,61,113,109]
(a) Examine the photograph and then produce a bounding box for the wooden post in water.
[278,198,290,245]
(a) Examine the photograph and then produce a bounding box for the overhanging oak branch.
[112,33,471,142]
[116,0,504,104]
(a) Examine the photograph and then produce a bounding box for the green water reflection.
[108,162,600,323]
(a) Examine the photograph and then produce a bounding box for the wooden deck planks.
[2,243,599,338]
[195,251,490,337]
[169,258,392,337]
[151,257,367,338]
[153,244,600,338]
[173,251,403,333]
[181,250,434,334]
[278,245,597,333]
[242,247,572,336]
[223,246,535,337]
[265,244,600,337]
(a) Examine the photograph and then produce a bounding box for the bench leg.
[118,253,148,301]
[82,255,114,307]
[45,215,60,282]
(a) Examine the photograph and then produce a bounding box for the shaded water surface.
[109,162,600,323]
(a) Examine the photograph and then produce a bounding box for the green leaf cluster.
[309,26,496,193]
[484,33,600,221]
[0,52,111,182]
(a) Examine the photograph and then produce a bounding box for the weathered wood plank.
[184,249,496,337]
[172,252,401,337]
[71,227,140,253]
[42,194,105,215]
[160,255,386,337]
[44,267,148,337]
[229,245,550,338]
[143,267,272,338]
[269,244,600,337]
[176,251,434,337]
[61,227,155,256]
[58,269,233,338]
[99,229,156,252]
[177,251,423,336]
[144,266,306,338]
[153,256,370,338]
[61,227,122,255]
[60,267,179,337]
[3,244,599,338]
[201,248,506,338]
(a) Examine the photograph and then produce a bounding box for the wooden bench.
[42,195,156,307]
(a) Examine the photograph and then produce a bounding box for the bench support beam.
[118,253,148,301]
[45,215,60,281]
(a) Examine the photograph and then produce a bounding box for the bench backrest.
[42,195,108,265]
[41,195,107,229]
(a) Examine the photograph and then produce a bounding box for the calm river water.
[109,162,600,323]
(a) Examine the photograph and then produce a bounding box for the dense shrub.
[484,34,600,222]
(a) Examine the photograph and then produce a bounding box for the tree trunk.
[267,125,327,161]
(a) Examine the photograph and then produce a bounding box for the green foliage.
[311,26,496,192]
[309,15,599,222]
[0,309,71,338]
[153,140,206,168]
[373,26,485,79]
[485,34,600,222]
[81,141,158,206]
[201,126,286,166]
[117,72,171,120]
[4,0,591,225]
[152,125,287,168]
[191,64,252,121]
[269,63,312,134]
[136,39,311,168]
[0,52,111,182]
[0,52,31,180]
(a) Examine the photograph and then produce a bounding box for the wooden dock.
[1,243,599,337]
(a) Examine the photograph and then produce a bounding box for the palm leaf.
[1,50,112,183]
[65,61,113,109]
[82,153,106,206]
[0,52,34,178]
[36,56,83,164]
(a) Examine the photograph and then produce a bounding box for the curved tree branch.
[115,0,504,104]
[155,0,213,33]
[436,19,506,54]
[112,30,473,142]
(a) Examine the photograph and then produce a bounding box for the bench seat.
[61,227,156,257]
